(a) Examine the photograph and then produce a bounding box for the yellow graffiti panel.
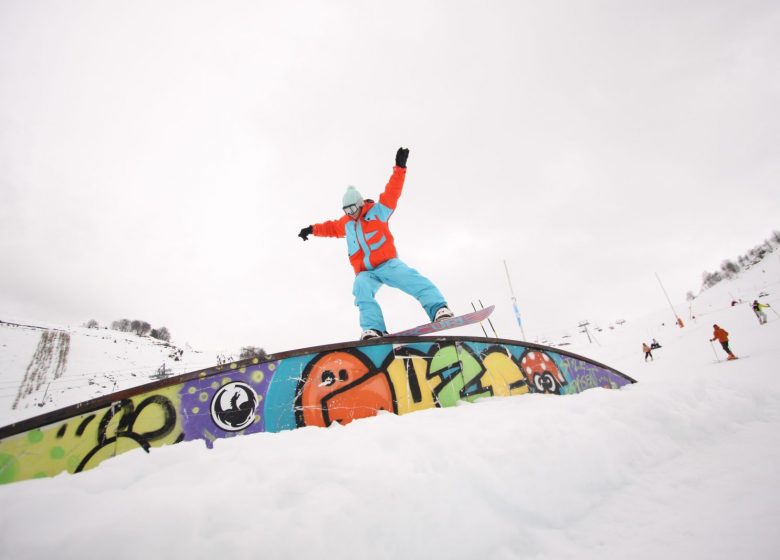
[0,386,182,484]
[386,356,438,415]
[79,435,148,473]
[481,351,529,397]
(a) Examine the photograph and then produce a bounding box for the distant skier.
[642,342,653,362]
[710,324,737,360]
[651,338,661,349]
[298,147,453,340]
[752,300,770,325]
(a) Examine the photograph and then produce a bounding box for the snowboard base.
[389,305,495,337]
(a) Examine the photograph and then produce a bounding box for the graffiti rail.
[0,336,635,485]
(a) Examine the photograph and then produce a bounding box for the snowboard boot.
[434,306,454,322]
[360,329,384,341]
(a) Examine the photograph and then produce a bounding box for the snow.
[0,255,779,558]
[0,321,215,426]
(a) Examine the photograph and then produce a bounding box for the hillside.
[2,248,778,428]
[0,253,778,558]
[0,320,213,426]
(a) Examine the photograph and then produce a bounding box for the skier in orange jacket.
[298,147,452,340]
[642,342,653,362]
[710,324,737,360]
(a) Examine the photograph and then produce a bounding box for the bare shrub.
[240,346,268,361]
[701,270,723,289]
[151,327,171,342]
[720,259,740,278]
[111,319,132,332]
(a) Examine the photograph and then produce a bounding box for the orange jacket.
[712,326,729,342]
[313,167,406,275]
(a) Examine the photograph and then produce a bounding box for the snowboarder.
[651,338,661,349]
[710,324,737,360]
[298,147,452,340]
[752,300,770,325]
[642,342,653,362]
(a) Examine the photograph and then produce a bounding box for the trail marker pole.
[655,272,683,327]
[503,260,527,340]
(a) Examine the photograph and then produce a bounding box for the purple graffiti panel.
[556,355,632,394]
[179,361,278,446]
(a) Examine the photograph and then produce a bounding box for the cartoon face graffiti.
[295,350,394,427]
[520,351,567,394]
[210,382,258,431]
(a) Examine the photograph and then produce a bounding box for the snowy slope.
[0,320,214,426]
[0,256,778,559]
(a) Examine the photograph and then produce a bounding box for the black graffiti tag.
[75,395,179,472]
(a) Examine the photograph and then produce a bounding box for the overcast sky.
[1,0,778,353]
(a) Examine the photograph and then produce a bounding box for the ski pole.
[770,306,780,319]
[471,302,489,337]
[709,340,720,363]
[479,299,499,338]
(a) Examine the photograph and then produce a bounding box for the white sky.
[1,0,778,353]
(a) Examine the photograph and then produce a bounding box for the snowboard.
[389,305,495,337]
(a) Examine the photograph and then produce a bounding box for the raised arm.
[378,147,409,211]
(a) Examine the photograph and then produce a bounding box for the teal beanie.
[342,186,364,208]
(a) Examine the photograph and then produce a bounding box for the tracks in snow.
[12,330,71,409]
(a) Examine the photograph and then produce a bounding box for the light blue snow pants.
[352,258,447,332]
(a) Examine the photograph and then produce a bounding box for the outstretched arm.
[299,215,349,241]
[312,215,350,238]
[378,147,409,211]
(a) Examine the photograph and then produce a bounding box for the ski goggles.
[343,203,361,217]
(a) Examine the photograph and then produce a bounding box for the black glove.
[395,147,409,168]
[298,226,313,241]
